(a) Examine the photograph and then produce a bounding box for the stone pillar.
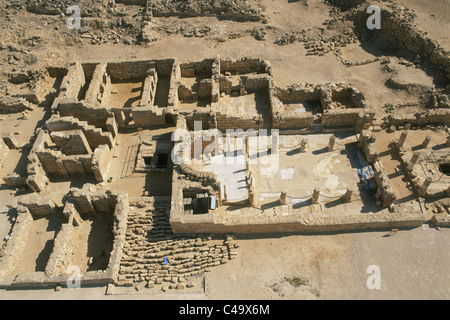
[397,130,408,148]
[406,152,421,172]
[311,188,320,204]
[357,131,370,149]
[342,188,353,203]
[418,177,432,196]
[421,136,431,148]
[279,190,287,205]
[446,135,450,147]
[327,135,336,151]
[248,190,255,206]
[223,185,228,203]
[300,139,308,152]
[2,133,20,149]
[245,136,250,156]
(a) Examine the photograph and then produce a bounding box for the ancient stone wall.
[84,63,111,106]
[57,100,113,130]
[92,144,113,183]
[219,57,271,75]
[0,96,33,114]
[59,62,86,100]
[0,138,9,167]
[131,108,166,128]
[0,207,33,278]
[386,109,450,127]
[170,205,424,234]
[45,116,114,149]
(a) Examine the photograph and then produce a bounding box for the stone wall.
[321,108,374,132]
[117,197,236,288]
[219,57,272,75]
[57,100,113,130]
[45,116,114,149]
[92,145,113,183]
[241,74,270,93]
[347,3,450,82]
[180,60,214,76]
[170,204,424,234]
[18,194,58,216]
[105,59,175,81]
[386,109,450,127]
[372,160,397,207]
[215,112,263,131]
[0,207,33,277]
[84,63,111,106]
[0,138,9,167]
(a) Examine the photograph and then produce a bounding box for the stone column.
[248,190,255,206]
[300,139,308,152]
[397,130,408,148]
[342,188,353,203]
[357,131,370,149]
[406,152,421,172]
[327,135,336,151]
[418,177,432,196]
[421,136,431,148]
[279,190,287,205]
[311,188,320,204]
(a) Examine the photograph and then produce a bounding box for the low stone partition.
[57,100,114,131]
[0,138,9,167]
[431,213,450,227]
[84,63,111,106]
[18,194,58,216]
[321,108,373,132]
[358,130,379,164]
[59,62,86,101]
[386,109,450,128]
[219,57,272,76]
[215,112,263,131]
[0,96,34,114]
[178,163,219,189]
[45,116,114,149]
[170,205,425,234]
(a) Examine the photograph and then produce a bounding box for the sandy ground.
[1,226,449,300]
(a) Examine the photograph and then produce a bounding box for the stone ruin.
[0,50,448,289]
